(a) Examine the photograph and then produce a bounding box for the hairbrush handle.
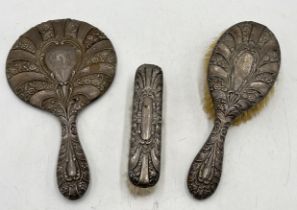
[187,116,230,199]
[57,115,89,200]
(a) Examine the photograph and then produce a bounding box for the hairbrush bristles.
[188,21,280,199]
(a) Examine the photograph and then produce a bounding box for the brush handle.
[187,116,230,199]
[57,115,89,200]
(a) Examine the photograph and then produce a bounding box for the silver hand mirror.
[6,19,117,200]
[187,21,280,199]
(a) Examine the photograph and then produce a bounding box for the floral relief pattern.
[6,19,116,200]
[128,64,163,187]
[187,21,281,199]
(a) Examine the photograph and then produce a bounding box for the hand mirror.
[187,21,280,199]
[6,19,117,200]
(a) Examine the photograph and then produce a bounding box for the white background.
[0,0,296,209]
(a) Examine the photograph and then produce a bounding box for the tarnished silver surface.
[128,64,163,187]
[187,21,281,199]
[6,19,116,200]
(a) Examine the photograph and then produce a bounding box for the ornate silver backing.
[187,21,281,199]
[6,19,117,200]
[128,64,163,187]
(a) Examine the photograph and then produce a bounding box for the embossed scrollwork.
[128,64,163,187]
[57,115,89,200]
[187,21,281,199]
[6,19,116,199]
